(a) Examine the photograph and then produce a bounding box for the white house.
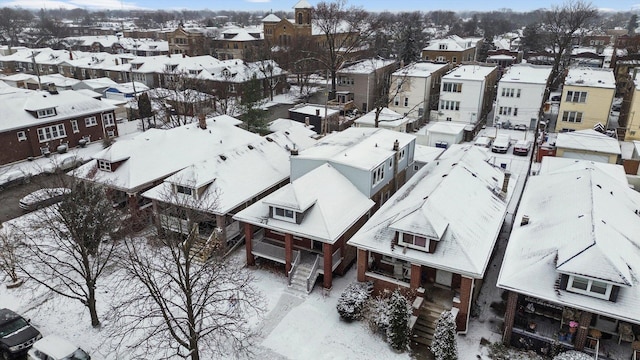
[493,63,552,129]
[354,108,414,133]
[437,64,498,124]
[389,62,450,123]
[415,121,466,148]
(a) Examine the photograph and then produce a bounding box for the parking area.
[0,174,67,223]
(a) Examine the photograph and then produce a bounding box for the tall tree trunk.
[88,284,100,327]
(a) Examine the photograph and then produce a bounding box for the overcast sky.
[0,0,638,13]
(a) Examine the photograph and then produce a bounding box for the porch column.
[215,214,227,245]
[285,233,293,273]
[357,249,368,282]
[323,242,333,290]
[502,291,518,344]
[244,223,255,266]
[457,276,474,333]
[410,264,422,289]
[574,311,593,351]
[151,199,161,233]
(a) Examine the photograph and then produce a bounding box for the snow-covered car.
[27,335,90,360]
[491,135,511,153]
[19,188,71,211]
[0,308,42,359]
[0,170,30,191]
[513,124,527,131]
[43,154,83,174]
[513,140,532,156]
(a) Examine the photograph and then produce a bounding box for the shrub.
[336,281,373,321]
[553,351,593,360]
[432,310,458,360]
[386,290,411,352]
[365,295,390,335]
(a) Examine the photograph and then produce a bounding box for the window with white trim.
[440,100,460,111]
[273,207,295,222]
[499,106,512,116]
[438,44,447,50]
[176,185,193,196]
[37,108,56,118]
[394,96,399,106]
[85,116,98,127]
[562,111,583,123]
[501,87,521,98]
[37,124,66,142]
[401,232,427,248]
[442,82,462,92]
[372,164,385,186]
[97,159,112,172]
[102,113,115,127]
[436,56,446,62]
[17,131,27,141]
[71,120,79,133]
[567,275,612,300]
[404,97,409,107]
[566,91,587,103]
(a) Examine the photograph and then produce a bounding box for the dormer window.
[97,159,112,172]
[402,233,427,248]
[274,207,295,221]
[176,185,194,196]
[439,44,447,50]
[37,108,56,118]
[567,275,612,300]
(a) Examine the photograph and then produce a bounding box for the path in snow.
[257,292,305,338]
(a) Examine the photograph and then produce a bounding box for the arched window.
[297,13,302,24]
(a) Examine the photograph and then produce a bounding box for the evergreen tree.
[431,310,458,360]
[239,75,268,134]
[386,290,411,352]
[628,15,638,35]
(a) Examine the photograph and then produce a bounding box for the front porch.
[505,293,640,360]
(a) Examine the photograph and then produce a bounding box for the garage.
[561,151,609,163]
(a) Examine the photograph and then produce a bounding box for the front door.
[436,269,452,287]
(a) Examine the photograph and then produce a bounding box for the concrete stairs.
[412,301,448,347]
[188,235,216,264]
[288,263,312,294]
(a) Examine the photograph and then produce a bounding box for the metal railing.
[306,255,320,293]
[287,251,300,286]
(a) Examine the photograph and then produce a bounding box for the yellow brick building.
[557,67,615,132]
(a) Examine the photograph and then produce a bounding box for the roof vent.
[248,145,254,150]
[219,155,227,161]
[520,215,530,226]
[266,137,274,142]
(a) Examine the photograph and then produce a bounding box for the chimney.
[47,83,58,95]
[520,215,530,226]
[69,51,73,60]
[304,116,310,126]
[198,114,207,130]
[315,109,320,117]
[393,139,399,151]
[182,53,186,58]
[290,148,299,156]
[501,172,511,194]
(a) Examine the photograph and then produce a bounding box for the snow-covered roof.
[443,64,497,82]
[497,167,640,325]
[234,163,375,243]
[555,129,621,155]
[423,35,479,51]
[142,135,293,215]
[487,54,515,60]
[564,67,615,89]
[413,145,444,164]
[348,145,515,278]
[539,157,628,184]
[338,59,397,74]
[289,105,339,118]
[73,77,118,91]
[426,121,467,135]
[73,116,260,193]
[295,127,416,172]
[499,63,552,85]
[268,118,315,133]
[354,108,413,128]
[262,14,281,23]
[220,27,263,41]
[106,82,149,94]
[294,0,312,8]
[0,89,116,133]
[392,62,449,78]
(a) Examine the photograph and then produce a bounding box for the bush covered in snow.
[336,281,373,321]
[365,295,390,335]
[553,351,593,360]
[386,290,411,352]
[431,310,458,360]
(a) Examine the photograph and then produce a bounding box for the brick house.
[421,35,482,64]
[0,87,117,165]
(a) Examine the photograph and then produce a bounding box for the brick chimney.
[393,139,399,151]
[501,172,511,194]
[315,109,320,117]
[198,114,207,130]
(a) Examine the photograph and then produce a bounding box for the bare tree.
[0,224,21,286]
[0,7,33,47]
[313,0,377,100]
[16,180,121,327]
[544,0,598,88]
[113,188,263,360]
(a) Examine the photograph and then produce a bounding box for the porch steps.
[412,302,448,347]
[288,263,313,294]
[188,235,217,264]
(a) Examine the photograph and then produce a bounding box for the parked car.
[474,136,492,148]
[491,135,511,153]
[513,124,527,131]
[19,188,71,211]
[513,140,532,156]
[0,308,42,359]
[28,335,90,360]
[0,171,30,191]
[43,154,83,174]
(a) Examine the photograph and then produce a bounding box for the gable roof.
[497,167,640,324]
[348,145,515,278]
[293,0,312,9]
[234,163,375,243]
[262,14,281,23]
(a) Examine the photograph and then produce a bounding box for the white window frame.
[97,159,112,172]
[372,164,385,186]
[176,185,194,197]
[37,108,56,118]
[273,207,295,222]
[400,231,428,250]
[404,97,409,107]
[566,91,588,103]
[71,120,79,133]
[567,275,612,300]
[443,82,462,93]
[440,100,460,111]
[37,124,66,143]
[85,116,98,127]
[17,131,27,142]
[562,111,583,123]
[102,113,115,127]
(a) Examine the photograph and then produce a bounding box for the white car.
[0,170,30,191]
[43,154,83,174]
[491,135,511,153]
[27,335,90,360]
[19,188,71,211]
